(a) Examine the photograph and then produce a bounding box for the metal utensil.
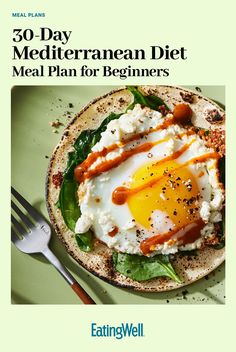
[11,187,96,304]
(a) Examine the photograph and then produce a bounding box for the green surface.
[11,85,225,304]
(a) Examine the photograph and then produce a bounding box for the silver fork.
[11,187,96,304]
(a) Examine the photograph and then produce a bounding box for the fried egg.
[75,104,224,256]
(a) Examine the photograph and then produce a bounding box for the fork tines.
[11,187,41,223]
[11,187,49,241]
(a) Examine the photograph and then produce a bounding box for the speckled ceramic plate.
[46,85,225,292]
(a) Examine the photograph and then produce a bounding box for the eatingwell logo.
[91,322,144,339]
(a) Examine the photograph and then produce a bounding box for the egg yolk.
[127,160,200,230]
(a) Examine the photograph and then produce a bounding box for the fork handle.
[41,247,96,304]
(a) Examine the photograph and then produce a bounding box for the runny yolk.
[127,160,200,230]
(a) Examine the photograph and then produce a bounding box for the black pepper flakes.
[182,290,189,300]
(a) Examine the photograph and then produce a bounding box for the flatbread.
[46,86,225,292]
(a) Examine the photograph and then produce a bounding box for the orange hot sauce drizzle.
[74,105,195,183]
[74,144,118,183]
[112,144,219,206]
[140,219,205,255]
[74,117,175,183]
[108,226,119,237]
[198,170,205,178]
[75,142,154,183]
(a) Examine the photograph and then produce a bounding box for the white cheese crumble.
[122,220,136,230]
[200,201,211,222]
[166,138,175,154]
[163,124,183,136]
[201,223,214,237]
[97,210,116,234]
[157,242,179,255]
[91,104,162,152]
[75,212,94,233]
[210,211,222,223]
[78,180,95,204]
[210,188,224,209]
[179,237,203,251]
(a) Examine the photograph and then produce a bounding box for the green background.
[11,85,225,304]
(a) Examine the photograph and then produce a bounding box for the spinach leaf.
[73,130,97,160]
[63,151,79,180]
[127,86,169,111]
[59,178,80,232]
[112,252,181,283]
[75,231,94,252]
